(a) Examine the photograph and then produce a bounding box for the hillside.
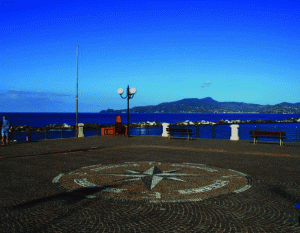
[100,97,300,114]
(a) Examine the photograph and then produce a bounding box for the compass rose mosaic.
[53,162,252,203]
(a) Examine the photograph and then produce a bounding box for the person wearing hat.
[2,116,10,146]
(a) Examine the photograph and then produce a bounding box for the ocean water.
[2,113,300,142]
[1,113,300,127]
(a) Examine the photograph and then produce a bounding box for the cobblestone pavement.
[0,136,300,232]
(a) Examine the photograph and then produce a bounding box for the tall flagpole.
[76,45,79,138]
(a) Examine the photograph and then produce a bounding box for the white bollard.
[78,123,85,137]
[230,124,239,141]
[162,123,170,137]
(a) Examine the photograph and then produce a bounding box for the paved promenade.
[0,136,300,232]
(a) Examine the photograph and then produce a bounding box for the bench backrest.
[167,128,192,133]
[250,130,286,136]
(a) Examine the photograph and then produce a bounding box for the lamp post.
[117,85,137,137]
[76,45,79,138]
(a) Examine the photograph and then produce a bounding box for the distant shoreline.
[99,112,263,114]
[3,112,300,129]
[9,117,300,132]
[1,112,298,114]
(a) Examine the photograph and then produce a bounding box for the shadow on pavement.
[1,185,122,232]
[270,185,300,226]
[9,185,121,210]
[270,186,300,203]
[270,186,300,202]
[270,187,300,226]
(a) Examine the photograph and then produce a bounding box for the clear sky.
[1,0,300,112]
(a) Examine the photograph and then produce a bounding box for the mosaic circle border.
[53,161,252,203]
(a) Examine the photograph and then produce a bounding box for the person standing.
[2,116,10,146]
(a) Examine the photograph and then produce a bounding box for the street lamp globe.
[130,88,136,94]
[117,88,124,95]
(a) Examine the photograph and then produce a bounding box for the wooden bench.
[166,128,194,140]
[250,130,287,146]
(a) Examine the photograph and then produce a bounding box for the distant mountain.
[100,97,300,114]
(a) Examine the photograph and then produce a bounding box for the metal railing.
[239,124,300,142]
[4,123,300,143]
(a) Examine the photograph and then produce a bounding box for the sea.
[1,113,300,142]
[1,112,300,127]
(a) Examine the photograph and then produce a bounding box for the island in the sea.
[100,97,300,114]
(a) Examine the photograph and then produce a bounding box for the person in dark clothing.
[2,116,10,146]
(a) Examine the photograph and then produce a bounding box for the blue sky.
[1,0,300,112]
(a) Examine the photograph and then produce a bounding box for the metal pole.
[127,85,130,137]
[76,45,79,138]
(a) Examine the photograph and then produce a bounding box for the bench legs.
[167,134,192,140]
[253,137,284,145]
[168,134,174,140]
[253,137,257,144]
